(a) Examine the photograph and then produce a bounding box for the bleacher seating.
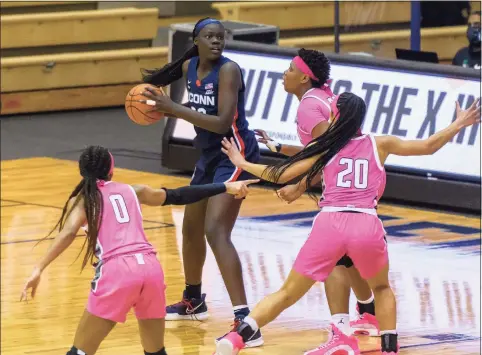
[0,1,97,15]
[279,26,468,64]
[213,1,481,32]
[2,8,159,50]
[1,1,477,116]
[212,1,411,31]
[1,48,167,115]
[0,6,166,115]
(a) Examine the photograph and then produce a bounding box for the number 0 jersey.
[93,181,154,262]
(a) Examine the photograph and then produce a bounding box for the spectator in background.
[453,11,481,69]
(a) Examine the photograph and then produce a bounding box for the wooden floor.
[1,158,480,355]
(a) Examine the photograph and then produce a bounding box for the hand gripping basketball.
[125,84,166,126]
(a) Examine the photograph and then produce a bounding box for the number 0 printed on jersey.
[109,194,130,223]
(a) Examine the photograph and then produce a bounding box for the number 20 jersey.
[318,134,387,210]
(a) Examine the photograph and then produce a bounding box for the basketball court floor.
[1,109,480,354]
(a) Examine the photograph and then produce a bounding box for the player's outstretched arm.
[20,198,86,301]
[222,137,320,184]
[376,99,480,163]
[133,179,259,207]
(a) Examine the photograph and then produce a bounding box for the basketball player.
[216,95,480,355]
[20,145,258,355]
[140,18,262,346]
[254,48,379,341]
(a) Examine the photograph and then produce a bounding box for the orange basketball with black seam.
[125,84,165,125]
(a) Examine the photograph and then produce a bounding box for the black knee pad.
[336,255,354,268]
[66,346,87,355]
[144,347,167,355]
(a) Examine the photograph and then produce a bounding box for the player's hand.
[254,129,281,152]
[221,137,247,168]
[254,129,273,144]
[225,179,260,199]
[20,267,42,302]
[454,98,481,129]
[276,183,306,204]
[140,86,174,114]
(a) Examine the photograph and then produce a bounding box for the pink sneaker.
[350,306,380,336]
[215,332,245,355]
[304,324,360,355]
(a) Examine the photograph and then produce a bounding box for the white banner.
[172,50,481,181]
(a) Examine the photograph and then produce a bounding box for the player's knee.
[371,283,390,295]
[204,225,231,250]
[144,347,167,355]
[66,346,87,355]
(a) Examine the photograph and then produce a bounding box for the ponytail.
[142,17,216,87]
[37,145,111,271]
[142,46,198,87]
[79,176,103,270]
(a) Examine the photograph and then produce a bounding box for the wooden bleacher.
[0,1,97,15]
[278,26,468,65]
[1,48,168,115]
[0,6,167,115]
[212,1,481,32]
[212,1,478,65]
[1,1,478,116]
[212,1,411,31]
[2,8,159,49]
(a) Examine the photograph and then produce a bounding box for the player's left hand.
[277,183,305,204]
[20,267,42,302]
[221,137,246,167]
[140,86,174,114]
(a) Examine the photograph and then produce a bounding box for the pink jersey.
[94,181,154,262]
[296,87,335,146]
[318,135,386,211]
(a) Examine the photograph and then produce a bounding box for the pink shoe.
[215,332,245,355]
[304,324,360,355]
[350,306,380,336]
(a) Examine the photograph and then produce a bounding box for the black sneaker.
[165,291,209,321]
[215,316,264,348]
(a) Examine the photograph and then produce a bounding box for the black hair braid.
[265,93,366,201]
[37,146,112,271]
[141,17,213,86]
[78,146,110,270]
[298,48,331,88]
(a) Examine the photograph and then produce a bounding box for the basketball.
[125,84,165,125]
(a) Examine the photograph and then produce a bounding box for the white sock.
[358,294,374,304]
[332,314,351,335]
[380,330,397,335]
[243,316,259,333]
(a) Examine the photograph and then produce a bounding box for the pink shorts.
[87,252,166,323]
[293,211,388,282]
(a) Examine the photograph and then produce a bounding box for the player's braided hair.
[41,146,111,270]
[142,17,223,86]
[265,92,366,201]
[298,48,331,88]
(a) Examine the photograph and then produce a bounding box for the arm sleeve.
[297,98,331,135]
[162,183,227,206]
